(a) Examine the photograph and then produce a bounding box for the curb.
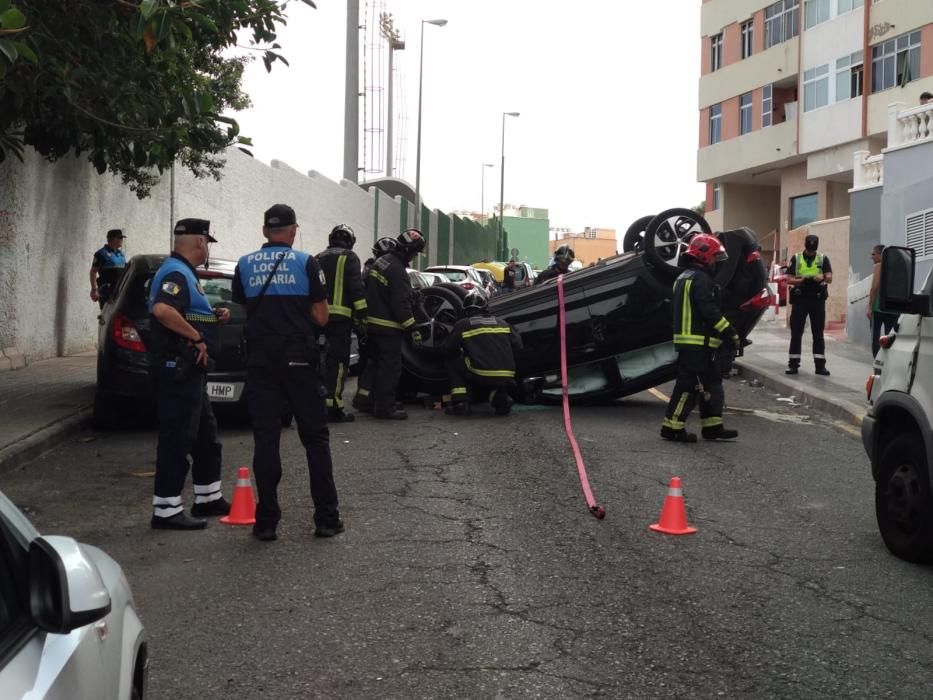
[0,406,93,475]
[734,361,866,427]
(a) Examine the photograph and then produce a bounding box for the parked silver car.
[0,489,148,699]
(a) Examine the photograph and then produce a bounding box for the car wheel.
[622,215,654,253]
[643,208,712,277]
[400,284,465,393]
[92,389,121,431]
[875,433,933,563]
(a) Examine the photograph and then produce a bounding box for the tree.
[692,200,706,216]
[0,0,315,198]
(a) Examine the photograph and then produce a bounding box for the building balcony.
[699,37,799,110]
[697,119,798,183]
[849,101,933,192]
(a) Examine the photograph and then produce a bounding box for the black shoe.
[252,525,277,542]
[374,409,408,420]
[785,367,799,375]
[445,401,470,416]
[660,426,698,443]
[490,390,514,416]
[314,520,345,538]
[702,426,739,441]
[151,512,207,530]
[190,497,231,518]
[328,408,356,423]
[815,367,831,376]
[351,396,373,414]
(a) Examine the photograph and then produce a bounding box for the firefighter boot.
[660,426,698,443]
[702,425,739,441]
[445,400,470,416]
[489,389,513,416]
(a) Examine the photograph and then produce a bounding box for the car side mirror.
[29,536,112,634]
[879,246,930,316]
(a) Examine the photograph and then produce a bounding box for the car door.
[0,497,107,700]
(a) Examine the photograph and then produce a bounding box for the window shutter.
[906,212,926,257]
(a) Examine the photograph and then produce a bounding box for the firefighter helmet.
[329,223,356,249]
[683,234,727,266]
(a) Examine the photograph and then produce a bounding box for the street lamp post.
[379,13,405,178]
[498,111,520,247]
[413,18,448,229]
[480,163,494,224]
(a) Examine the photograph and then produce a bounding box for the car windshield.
[433,269,467,282]
[200,276,235,305]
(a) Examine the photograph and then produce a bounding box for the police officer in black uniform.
[317,224,367,423]
[90,228,127,308]
[232,204,341,542]
[786,233,833,376]
[364,229,425,420]
[148,219,231,529]
[442,292,523,416]
[534,245,574,285]
[661,234,740,443]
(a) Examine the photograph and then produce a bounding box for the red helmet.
[684,234,727,266]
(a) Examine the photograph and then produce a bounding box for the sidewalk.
[0,352,97,473]
[736,308,873,427]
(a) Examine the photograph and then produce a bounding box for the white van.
[863,245,933,563]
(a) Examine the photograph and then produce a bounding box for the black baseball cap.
[264,204,297,228]
[174,218,217,242]
[106,228,126,240]
[921,91,933,100]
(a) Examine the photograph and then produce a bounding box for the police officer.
[317,224,367,423]
[786,232,833,375]
[534,245,574,285]
[661,234,740,443]
[231,204,341,542]
[442,292,523,416]
[90,228,127,307]
[148,219,231,529]
[364,229,425,420]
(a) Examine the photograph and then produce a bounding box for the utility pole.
[343,0,360,183]
[379,13,404,178]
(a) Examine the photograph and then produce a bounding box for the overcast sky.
[235,0,704,243]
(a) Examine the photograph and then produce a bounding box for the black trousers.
[153,366,222,517]
[368,332,403,414]
[323,321,352,410]
[662,349,724,432]
[788,296,827,368]
[872,311,898,358]
[247,362,339,530]
[445,355,512,400]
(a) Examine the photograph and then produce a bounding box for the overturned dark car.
[400,209,771,403]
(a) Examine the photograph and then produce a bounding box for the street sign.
[510,248,519,258]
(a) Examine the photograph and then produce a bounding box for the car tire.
[91,390,122,431]
[643,208,712,277]
[875,433,933,563]
[622,215,654,253]
[401,284,466,394]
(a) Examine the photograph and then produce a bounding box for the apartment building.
[698,0,933,276]
[549,227,618,266]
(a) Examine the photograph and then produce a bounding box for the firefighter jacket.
[365,252,416,334]
[317,246,367,323]
[442,314,523,381]
[672,265,732,351]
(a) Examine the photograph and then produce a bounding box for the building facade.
[698,0,933,326]
[549,227,618,267]
[493,205,551,269]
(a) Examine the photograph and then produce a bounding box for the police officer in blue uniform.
[148,218,232,530]
[232,204,342,542]
[90,228,127,308]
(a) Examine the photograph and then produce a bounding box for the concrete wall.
[721,183,781,257]
[880,139,933,283]
[500,215,550,269]
[849,185,883,281]
[786,216,851,324]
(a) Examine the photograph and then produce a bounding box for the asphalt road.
[4,378,933,699]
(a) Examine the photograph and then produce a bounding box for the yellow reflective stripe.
[465,357,515,378]
[462,327,511,339]
[714,317,730,333]
[702,416,723,428]
[335,363,345,407]
[674,334,722,348]
[325,398,335,407]
[353,299,368,311]
[682,279,692,340]
[368,316,402,330]
[357,388,369,397]
[451,387,468,395]
[663,417,685,430]
[334,254,346,309]
[330,306,352,318]
[400,317,415,329]
[673,393,689,421]
[370,270,389,286]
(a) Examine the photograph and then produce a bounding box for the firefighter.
[442,292,523,416]
[786,233,833,375]
[317,224,367,422]
[361,229,425,419]
[534,245,574,285]
[661,233,740,443]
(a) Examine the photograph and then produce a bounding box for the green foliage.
[692,201,706,216]
[0,0,315,197]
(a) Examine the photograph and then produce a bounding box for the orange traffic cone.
[649,477,697,535]
[220,467,256,525]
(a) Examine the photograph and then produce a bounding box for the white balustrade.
[852,149,884,190]
[888,101,933,149]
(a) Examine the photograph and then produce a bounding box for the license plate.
[207,382,242,402]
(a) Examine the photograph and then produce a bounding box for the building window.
[762,84,773,127]
[712,184,722,211]
[803,64,830,111]
[835,50,864,101]
[791,193,819,229]
[838,0,864,13]
[741,21,754,59]
[872,31,921,92]
[710,33,723,72]
[804,0,830,29]
[765,0,800,49]
[740,93,753,135]
[709,104,722,145]
[584,227,598,239]
[906,209,933,259]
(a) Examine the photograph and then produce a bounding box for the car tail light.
[866,374,875,401]
[746,251,762,263]
[739,287,773,311]
[112,312,147,352]
[879,333,895,349]
[462,282,475,290]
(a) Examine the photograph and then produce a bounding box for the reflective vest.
[365,253,416,333]
[795,252,824,277]
[317,247,367,321]
[671,268,730,350]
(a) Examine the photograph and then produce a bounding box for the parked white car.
[424,265,489,297]
[0,489,147,699]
